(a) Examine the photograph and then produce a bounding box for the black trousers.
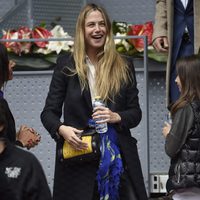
[92,169,138,200]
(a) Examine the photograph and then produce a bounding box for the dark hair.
[0,43,9,89]
[171,54,200,115]
[0,100,7,135]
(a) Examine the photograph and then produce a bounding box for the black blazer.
[41,53,148,200]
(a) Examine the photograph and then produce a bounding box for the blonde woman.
[41,3,147,200]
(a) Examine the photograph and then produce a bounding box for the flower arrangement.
[1,25,74,70]
[112,21,167,62]
[2,25,73,55]
[1,21,166,71]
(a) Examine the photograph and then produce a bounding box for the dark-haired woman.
[0,99,52,200]
[0,43,40,148]
[162,55,200,199]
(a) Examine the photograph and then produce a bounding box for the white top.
[86,56,96,102]
[180,0,188,9]
[173,187,200,200]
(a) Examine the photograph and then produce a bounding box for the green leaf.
[43,54,57,64]
[8,53,54,71]
[147,49,168,63]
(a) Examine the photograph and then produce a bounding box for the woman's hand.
[92,106,121,124]
[16,125,41,149]
[58,125,88,150]
[162,122,171,138]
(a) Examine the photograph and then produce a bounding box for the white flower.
[121,39,131,51]
[114,32,127,45]
[2,29,18,39]
[33,47,52,55]
[148,45,154,50]
[47,25,74,54]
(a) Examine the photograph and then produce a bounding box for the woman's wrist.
[58,125,66,137]
[114,113,121,123]
[15,139,24,147]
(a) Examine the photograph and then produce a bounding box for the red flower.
[128,21,153,52]
[2,29,19,54]
[2,27,32,55]
[17,26,32,54]
[32,27,52,48]
[1,25,73,56]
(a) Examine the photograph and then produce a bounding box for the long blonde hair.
[73,3,130,101]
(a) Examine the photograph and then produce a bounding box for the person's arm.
[24,154,52,200]
[116,57,142,129]
[41,54,92,150]
[40,55,69,141]
[91,57,141,129]
[0,168,17,200]
[152,0,169,52]
[164,104,194,158]
[0,99,40,149]
[35,159,52,200]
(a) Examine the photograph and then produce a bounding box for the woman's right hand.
[58,125,88,151]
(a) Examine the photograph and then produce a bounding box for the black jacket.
[0,98,23,147]
[0,98,16,143]
[166,101,200,192]
[0,140,52,200]
[41,53,148,200]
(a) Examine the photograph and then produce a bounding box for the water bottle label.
[93,98,108,133]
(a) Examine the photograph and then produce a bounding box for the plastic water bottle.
[93,96,108,134]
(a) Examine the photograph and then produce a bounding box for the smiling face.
[84,10,107,55]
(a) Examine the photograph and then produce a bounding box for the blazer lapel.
[82,86,93,111]
[64,56,93,112]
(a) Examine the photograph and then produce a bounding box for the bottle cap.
[94,96,101,100]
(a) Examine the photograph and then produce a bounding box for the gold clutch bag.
[58,128,100,163]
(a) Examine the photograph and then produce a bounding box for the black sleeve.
[0,170,17,200]
[24,154,52,200]
[0,99,24,147]
[40,54,71,141]
[0,99,16,143]
[117,57,142,129]
[15,140,23,147]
